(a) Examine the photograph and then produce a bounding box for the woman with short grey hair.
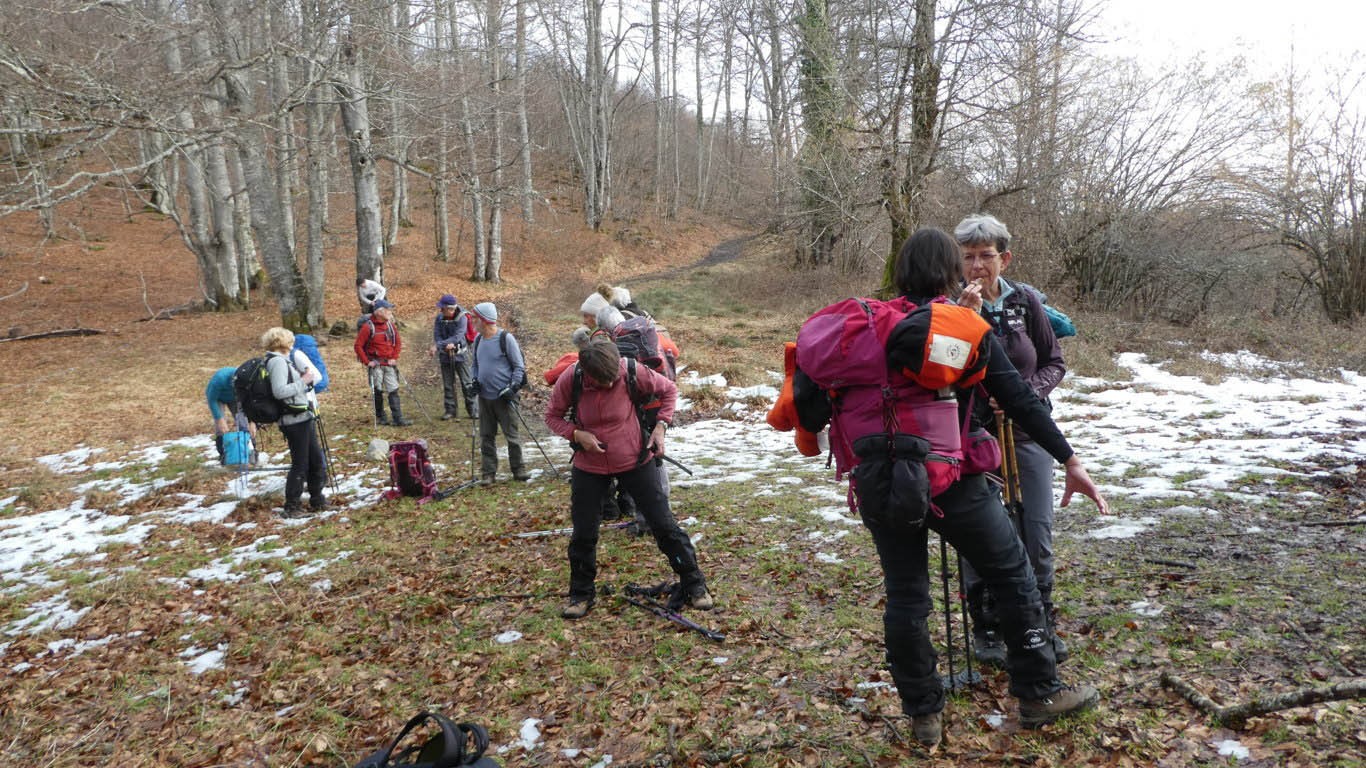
[954,213,1069,668]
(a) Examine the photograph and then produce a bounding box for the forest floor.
[1,191,1364,767]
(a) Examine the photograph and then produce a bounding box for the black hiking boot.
[387,392,413,426]
[561,596,594,619]
[280,501,308,518]
[373,392,389,426]
[1019,683,1099,728]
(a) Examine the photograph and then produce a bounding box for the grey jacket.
[266,351,314,426]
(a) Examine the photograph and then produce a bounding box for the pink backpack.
[796,297,966,526]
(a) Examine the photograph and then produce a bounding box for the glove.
[464,382,480,399]
[497,387,514,401]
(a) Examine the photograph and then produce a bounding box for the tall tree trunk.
[433,0,452,262]
[651,0,664,210]
[337,32,386,283]
[693,5,706,209]
[515,0,534,222]
[451,10,488,278]
[189,26,244,308]
[209,0,308,328]
[484,0,505,282]
[270,2,296,255]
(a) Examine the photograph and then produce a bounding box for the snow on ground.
[2,349,1364,697]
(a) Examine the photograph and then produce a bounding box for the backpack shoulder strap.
[625,357,640,404]
[498,330,510,357]
[567,364,584,424]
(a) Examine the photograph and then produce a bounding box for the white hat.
[580,292,610,316]
[473,302,498,323]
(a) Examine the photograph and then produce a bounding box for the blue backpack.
[292,334,330,393]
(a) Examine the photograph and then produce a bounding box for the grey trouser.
[964,438,1057,623]
[478,395,524,478]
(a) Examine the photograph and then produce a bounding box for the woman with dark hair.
[544,339,713,619]
[864,227,1109,745]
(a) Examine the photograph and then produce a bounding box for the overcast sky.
[1097,0,1365,81]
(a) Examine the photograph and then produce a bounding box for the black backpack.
[232,354,306,425]
[353,711,499,768]
[474,331,528,389]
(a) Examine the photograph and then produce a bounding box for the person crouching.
[544,338,713,619]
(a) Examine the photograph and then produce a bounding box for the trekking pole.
[314,412,340,497]
[956,552,981,689]
[397,367,437,425]
[939,535,957,691]
[510,399,564,479]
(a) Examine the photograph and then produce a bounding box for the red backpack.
[795,297,990,527]
[382,440,442,504]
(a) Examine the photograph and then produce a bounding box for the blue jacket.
[433,311,470,363]
[205,367,238,419]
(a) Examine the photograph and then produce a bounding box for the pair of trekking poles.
[937,412,1031,692]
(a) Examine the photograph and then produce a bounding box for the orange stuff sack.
[767,341,822,456]
[887,303,991,391]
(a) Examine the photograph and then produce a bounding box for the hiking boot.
[280,502,308,518]
[973,629,1007,669]
[387,393,413,426]
[477,475,495,487]
[441,411,456,421]
[310,497,337,513]
[373,392,389,425]
[561,597,593,619]
[687,586,715,611]
[1019,683,1099,728]
[911,711,942,747]
[512,472,532,482]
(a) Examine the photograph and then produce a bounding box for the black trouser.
[567,463,704,600]
[280,417,326,506]
[861,473,1059,715]
[439,356,475,417]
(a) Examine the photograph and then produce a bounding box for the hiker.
[799,227,1110,745]
[205,366,255,463]
[357,276,387,315]
[606,285,649,318]
[354,299,412,426]
[544,338,713,619]
[260,327,329,517]
[468,302,529,484]
[580,287,612,329]
[954,213,1070,668]
[431,293,476,420]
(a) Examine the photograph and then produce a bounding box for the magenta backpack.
[796,297,963,527]
[382,440,443,504]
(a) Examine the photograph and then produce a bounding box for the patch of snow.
[712,656,729,664]
[1214,739,1250,760]
[180,643,227,675]
[35,445,106,474]
[1087,517,1158,540]
[815,552,844,564]
[497,718,543,753]
[495,631,523,644]
[1130,600,1165,617]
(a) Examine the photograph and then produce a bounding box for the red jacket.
[545,358,677,475]
[543,351,579,386]
[355,317,402,365]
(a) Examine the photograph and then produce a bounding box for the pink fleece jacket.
[545,358,677,474]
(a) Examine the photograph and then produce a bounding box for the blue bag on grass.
[222,431,253,467]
